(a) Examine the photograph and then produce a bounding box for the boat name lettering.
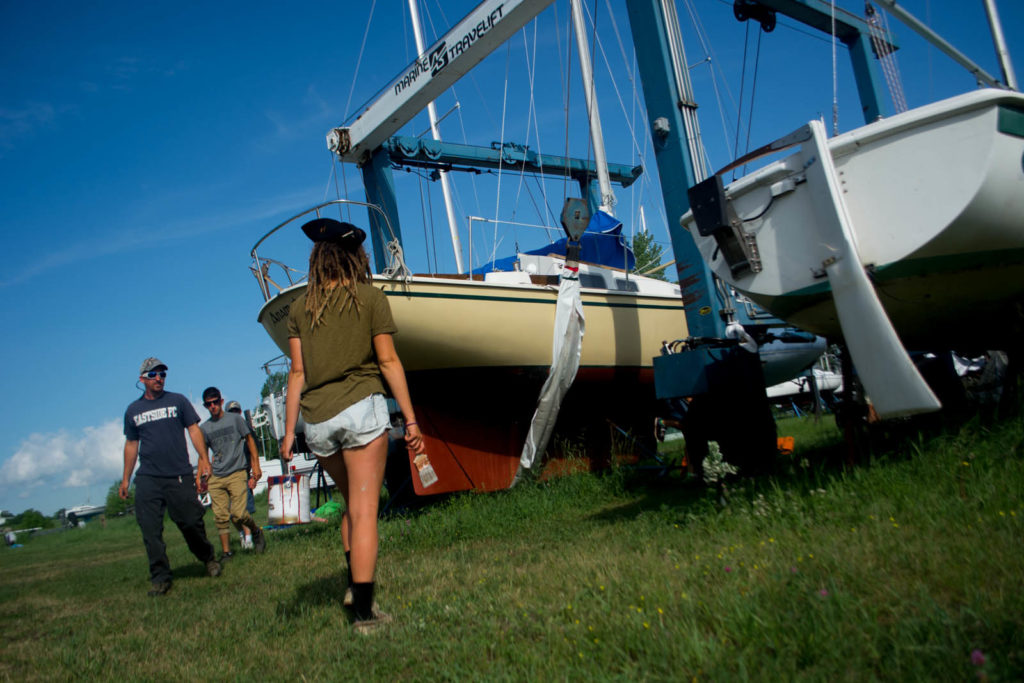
[269,303,291,325]
[394,3,507,95]
[441,5,506,72]
[394,53,433,97]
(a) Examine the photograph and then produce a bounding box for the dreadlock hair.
[305,240,372,329]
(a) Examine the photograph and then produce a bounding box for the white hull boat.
[683,88,1024,416]
[684,89,1024,348]
[766,368,844,400]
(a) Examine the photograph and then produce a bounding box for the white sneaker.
[242,535,254,550]
[353,609,393,635]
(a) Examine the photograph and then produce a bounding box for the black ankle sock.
[345,551,353,587]
[352,582,375,620]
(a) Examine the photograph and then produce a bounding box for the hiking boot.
[147,581,172,597]
[206,559,222,577]
[219,551,234,563]
[253,527,266,554]
[353,609,393,635]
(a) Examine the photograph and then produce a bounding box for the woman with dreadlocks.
[282,217,423,634]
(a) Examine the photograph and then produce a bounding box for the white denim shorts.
[304,393,390,455]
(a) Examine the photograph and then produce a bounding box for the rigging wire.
[530,175,562,228]
[343,0,379,122]
[491,40,513,272]
[561,4,574,208]
[326,153,353,224]
[599,0,670,242]
[576,0,596,200]
[425,172,439,272]
[740,29,762,175]
[510,24,539,247]
[681,0,732,178]
[551,0,572,215]
[415,171,435,273]
[561,2,577,206]
[731,21,752,180]
[831,0,839,135]
[520,21,556,241]
[685,1,738,117]
[865,2,908,114]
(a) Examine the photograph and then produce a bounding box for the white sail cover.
[515,263,585,478]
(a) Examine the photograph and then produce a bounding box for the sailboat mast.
[982,0,1019,91]
[569,0,614,216]
[408,0,466,273]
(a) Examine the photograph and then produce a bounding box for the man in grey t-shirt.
[200,386,266,560]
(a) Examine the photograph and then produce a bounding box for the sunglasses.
[203,398,222,407]
[144,371,167,379]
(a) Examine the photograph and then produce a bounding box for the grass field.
[2,414,1022,681]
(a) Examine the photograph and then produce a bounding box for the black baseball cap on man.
[300,218,366,247]
[139,357,167,374]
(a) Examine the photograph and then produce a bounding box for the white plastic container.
[267,473,311,525]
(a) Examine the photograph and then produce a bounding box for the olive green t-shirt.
[286,282,398,424]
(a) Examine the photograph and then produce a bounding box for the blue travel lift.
[626,0,894,474]
[348,0,896,477]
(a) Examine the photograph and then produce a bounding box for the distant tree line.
[3,508,56,530]
[106,481,134,516]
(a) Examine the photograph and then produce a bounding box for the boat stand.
[605,419,677,478]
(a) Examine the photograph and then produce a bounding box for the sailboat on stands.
[681,1,1023,419]
[253,205,686,494]
[249,0,827,496]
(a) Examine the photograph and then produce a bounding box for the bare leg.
[317,434,386,581]
[318,454,352,552]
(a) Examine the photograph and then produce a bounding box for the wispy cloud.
[0,186,319,288]
[1,401,208,509]
[263,84,335,141]
[0,420,124,495]
[0,102,56,151]
[107,56,141,91]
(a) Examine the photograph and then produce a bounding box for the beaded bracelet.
[406,421,417,427]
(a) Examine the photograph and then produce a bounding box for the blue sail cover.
[472,211,635,274]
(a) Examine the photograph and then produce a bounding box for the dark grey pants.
[134,474,216,584]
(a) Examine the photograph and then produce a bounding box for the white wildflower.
[703,441,739,484]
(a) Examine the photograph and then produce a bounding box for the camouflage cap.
[139,357,167,375]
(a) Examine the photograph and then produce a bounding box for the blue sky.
[2,0,1021,516]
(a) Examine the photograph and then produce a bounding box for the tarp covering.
[473,211,635,274]
[514,261,586,480]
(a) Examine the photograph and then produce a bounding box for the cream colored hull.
[257,275,686,371]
